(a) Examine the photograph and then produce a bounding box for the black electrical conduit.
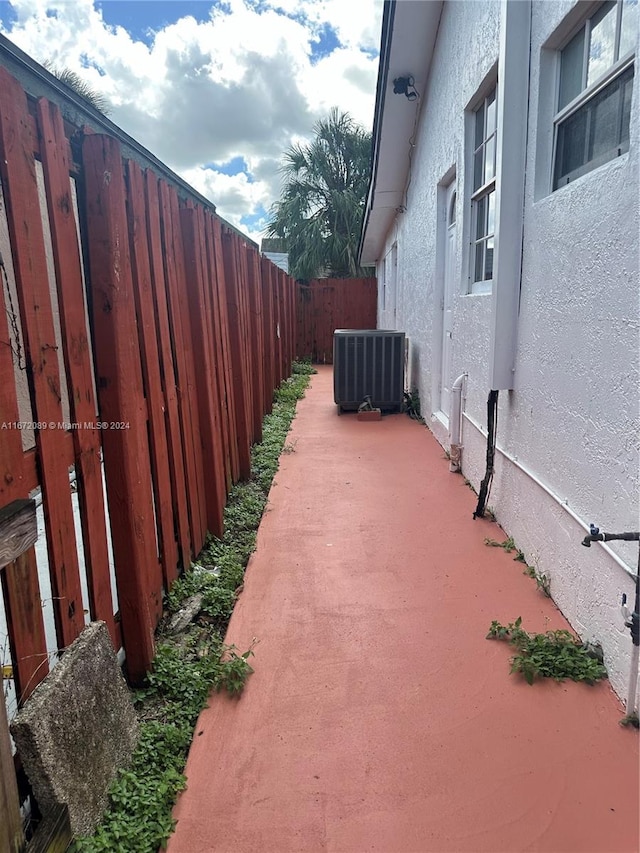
[473,390,499,519]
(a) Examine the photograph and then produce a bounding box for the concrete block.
[10,621,139,836]
[357,409,382,422]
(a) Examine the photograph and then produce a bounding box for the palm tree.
[267,108,373,281]
[43,62,111,114]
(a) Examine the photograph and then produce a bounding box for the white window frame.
[552,0,636,190]
[469,86,497,295]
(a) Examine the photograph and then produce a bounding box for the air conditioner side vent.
[333,330,405,412]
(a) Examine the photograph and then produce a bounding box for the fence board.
[144,172,191,571]
[82,132,160,681]
[126,160,180,585]
[203,212,232,489]
[0,662,23,852]
[214,221,240,482]
[260,258,275,414]
[180,207,225,538]
[1,550,48,699]
[246,248,264,440]
[0,68,85,649]
[222,231,251,480]
[37,99,117,646]
[296,278,377,363]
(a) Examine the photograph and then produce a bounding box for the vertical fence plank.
[214,221,240,482]
[222,231,251,480]
[246,248,264,440]
[203,212,232,489]
[82,133,160,681]
[126,160,180,585]
[158,181,206,553]
[180,207,225,538]
[144,172,191,572]
[0,655,23,852]
[0,69,85,649]
[260,257,275,414]
[36,99,117,646]
[1,550,48,699]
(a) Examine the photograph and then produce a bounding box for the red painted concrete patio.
[167,366,639,853]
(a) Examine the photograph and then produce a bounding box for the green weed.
[72,363,312,853]
[487,617,607,685]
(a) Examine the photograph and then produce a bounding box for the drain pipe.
[449,373,468,473]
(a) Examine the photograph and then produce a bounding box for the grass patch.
[487,617,607,685]
[71,362,314,853]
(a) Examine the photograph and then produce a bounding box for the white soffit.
[360,0,443,265]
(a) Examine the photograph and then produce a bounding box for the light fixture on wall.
[393,75,418,101]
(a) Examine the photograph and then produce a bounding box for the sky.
[0,0,382,243]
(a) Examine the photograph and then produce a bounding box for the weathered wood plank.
[0,668,23,853]
[0,499,36,570]
[158,182,206,553]
[36,98,116,646]
[212,217,240,483]
[144,171,191,574]
[222,231,251,480]
[203,212,232,490]
[82,132,160,682]
[180,207,225,538]
[0,68,85,649]
[1,549,49,699]
[126,160,180,587]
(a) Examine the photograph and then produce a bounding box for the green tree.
[267,108,373,281]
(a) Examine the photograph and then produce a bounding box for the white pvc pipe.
[448,373,467,472]
[627,644,639,717]
[462,410,636,581]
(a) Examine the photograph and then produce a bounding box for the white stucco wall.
[378,0,639,702]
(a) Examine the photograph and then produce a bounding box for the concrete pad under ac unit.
[10,621,139,836]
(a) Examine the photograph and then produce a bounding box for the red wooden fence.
[0,64,298,706]
[297,277,377,363]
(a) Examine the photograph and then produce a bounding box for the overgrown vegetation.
[72,362,314,853]
[484,536,551,596]
[487,617,607,685]
[403,389,424,423]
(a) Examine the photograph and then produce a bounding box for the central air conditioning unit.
[333,330,405,413]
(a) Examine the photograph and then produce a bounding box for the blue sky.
[0,0,382,242]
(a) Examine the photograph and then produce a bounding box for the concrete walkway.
[167,367,639,853]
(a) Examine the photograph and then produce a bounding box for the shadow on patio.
[167,366,638,853]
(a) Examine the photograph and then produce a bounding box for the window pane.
[484,136,496,183]
[487,190,495,236]
[484,237,494,280]
[486,89,497,133]
[474,102,485,149]
[587,1,617,86]
[588,74,620,159]
[475,242,484,282]
[620,67,634,144]
[555,106,588,184]
[559,28,585,108]
[474,148,484,190]
[476,195,487,240]
[620,0,639,58]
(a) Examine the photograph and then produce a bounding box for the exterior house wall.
[377,0,639,700]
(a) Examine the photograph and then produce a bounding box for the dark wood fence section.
[0,64,299,702]
[297,277,377,363]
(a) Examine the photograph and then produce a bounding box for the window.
[471,87,497,291]
[553,0,636,189]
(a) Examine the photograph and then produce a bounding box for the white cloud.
[0,0,382,243]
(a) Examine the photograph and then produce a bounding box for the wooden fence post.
[82,133,160,682]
